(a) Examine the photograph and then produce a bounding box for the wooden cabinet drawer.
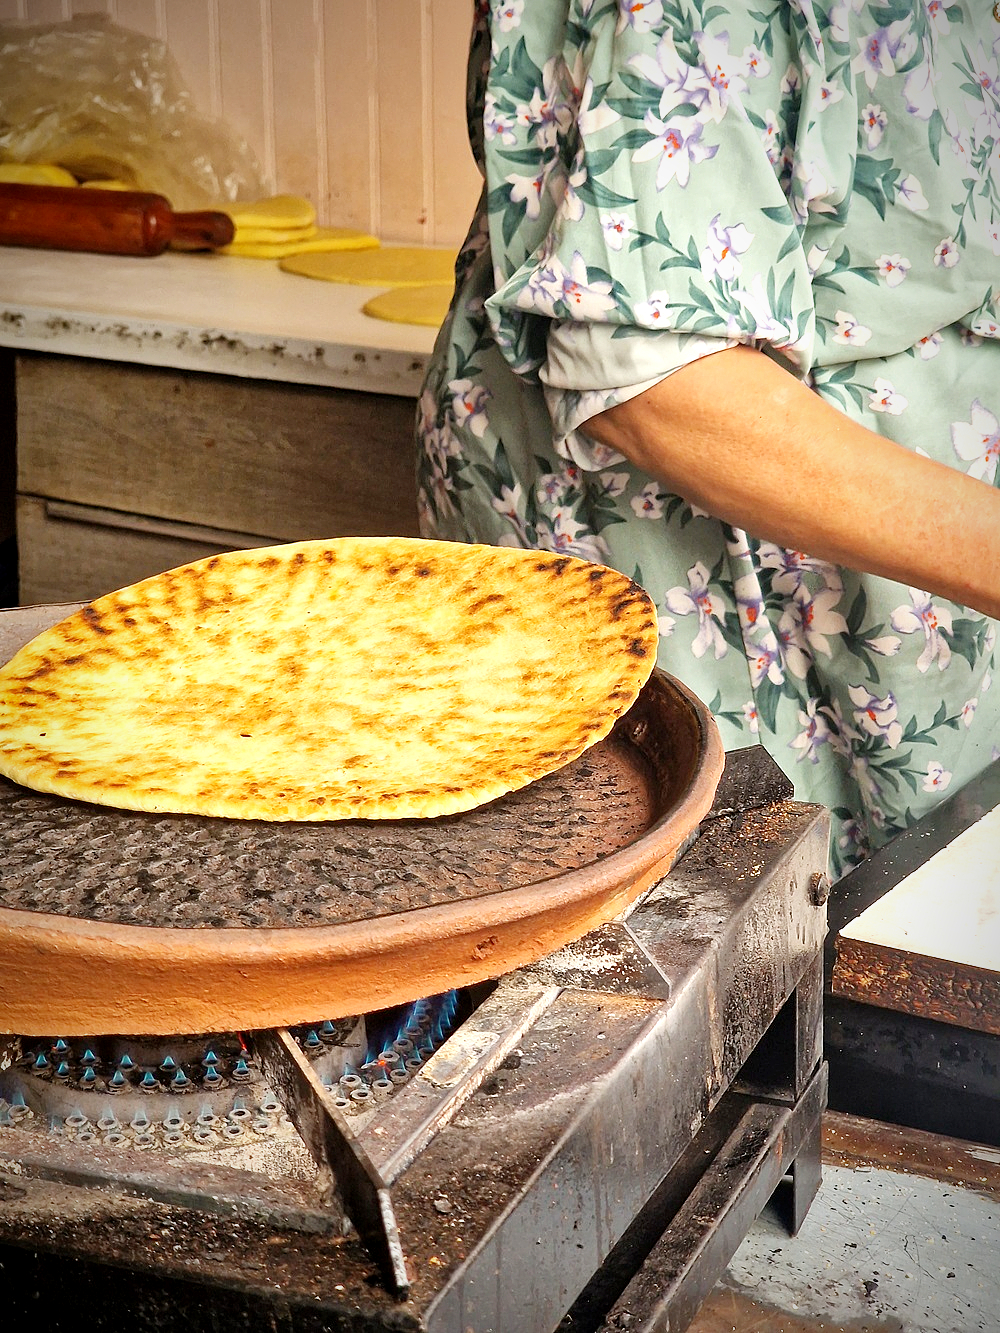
[16,496,280,606]
[15,353,421,542]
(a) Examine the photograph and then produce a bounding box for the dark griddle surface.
[0,735,655,930]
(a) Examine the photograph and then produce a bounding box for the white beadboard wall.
[0,0,482,246]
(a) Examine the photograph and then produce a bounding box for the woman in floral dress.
[417,0,1000,877]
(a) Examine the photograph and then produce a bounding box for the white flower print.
[890,588,953,672]
[849,685,904,748]
[757,544,842,594]
[516,61,574,151]
[903,59,936,120]
[868,378,908,414]
[861,103,887,149]
[616,0,663,34]
[733,573,764,632]
[833,310,873,346]
[877,253,909,286]
[897,173,928,211]
[657,611,676,637]
[987,219,1000,257]
[805,244,829,276]
[699,34,750,119]
[507,167,551,222]
[601,212,632,251]
[742,46,770,80]
[519,250,617,319]
[598,471,630,499]
[701,215,754,283]
[853,19,917,92]
[742,702,760,734]
[780,63,801,95]
[934,238,960,268]
[537,464,580,506]
[664,563,729,659]
[962,698,978,728]
[632,113,717,190]
[746,633,785,687]
[784,584,850,671]
[922,761,953,794]
[631,482,666,519]
[576,76,622,138]
[635,291,674,326]
[761,109,781,165]
[494,0,524,32]
[491,480,527,531]
[865,635,901,656]
[450,379,491,438]
[561,149,589,225]
[817,80,845,110]
[952,400,1000,483]
[925,0,951,35]
[484,93,518,146]
[731,273,792,343]
[790,697,835,764]
[943,110,972,165]
[791,156,836,224]
[916,331,942,358]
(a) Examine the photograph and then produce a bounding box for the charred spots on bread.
[81,605,112,636]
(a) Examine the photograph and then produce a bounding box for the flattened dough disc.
[362,282,453,327]
[223,226,380,259]
[281,245,456,287]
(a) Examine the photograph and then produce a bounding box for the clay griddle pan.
[0,603,724,1036]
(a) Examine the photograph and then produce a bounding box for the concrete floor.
[688,1113,1000,1333]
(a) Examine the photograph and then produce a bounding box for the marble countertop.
[0,246,440,397]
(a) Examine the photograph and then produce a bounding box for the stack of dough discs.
[0,163,78,186]
[0,537,659,822]
[362,282,453,327]
[220,194,378,258]
[281,245,455,287]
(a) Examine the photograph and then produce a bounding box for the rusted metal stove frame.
[0,750,828,1333]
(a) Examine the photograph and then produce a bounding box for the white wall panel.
[0,0,481,244]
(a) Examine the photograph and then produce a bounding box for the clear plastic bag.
[0,14,265,209]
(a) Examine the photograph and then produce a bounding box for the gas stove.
[0,598,828,1331]
[0,747,828,1333]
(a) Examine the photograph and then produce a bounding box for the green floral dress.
[417,0,1000,877]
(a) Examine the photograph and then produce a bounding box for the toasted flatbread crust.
[0,538,658,821]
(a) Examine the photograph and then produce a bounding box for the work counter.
[0,247,440,604]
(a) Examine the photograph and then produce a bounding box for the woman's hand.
[584,344,1000,620]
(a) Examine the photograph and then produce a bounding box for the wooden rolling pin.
[0,183,236,255]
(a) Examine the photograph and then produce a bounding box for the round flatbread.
[0,538,659,822]
[281,245,456,287]
[362,283,453,327]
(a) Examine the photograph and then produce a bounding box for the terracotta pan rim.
[0,672,725,1033]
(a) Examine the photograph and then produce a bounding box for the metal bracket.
[252,1027,409,1295]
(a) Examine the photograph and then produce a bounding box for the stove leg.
[787,1099,822,1235]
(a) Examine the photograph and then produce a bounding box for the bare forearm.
[585,345,1000,619]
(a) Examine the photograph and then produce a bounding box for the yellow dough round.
[224,194,317,230]
[0,163,78,186]
[281,245,456,287]
[223,226,379,259]
[362,283,453,327]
